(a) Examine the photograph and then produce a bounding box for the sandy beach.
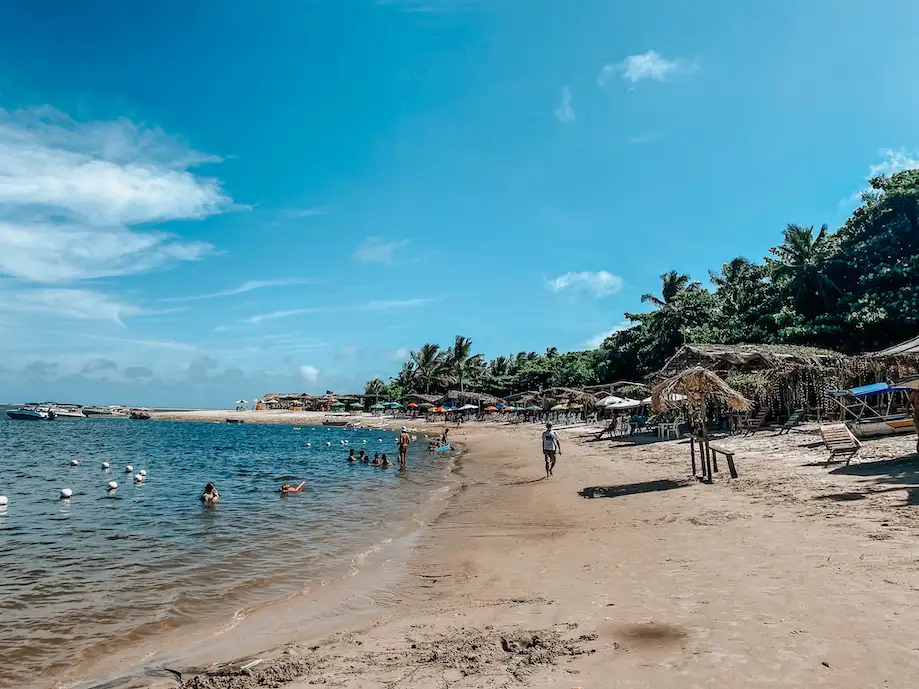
[89,417,919,689]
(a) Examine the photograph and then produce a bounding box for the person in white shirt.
[541,422,561,478]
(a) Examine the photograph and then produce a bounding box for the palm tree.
[446,335,481,392]
[768,223,838,314]
[364,378,385,398]
[394,361,417,390]
[490,355,510,377]
[641,271,701,308]
[545,347,559,358]
[410,343,448,393]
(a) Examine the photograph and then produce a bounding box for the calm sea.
[0,417,448,689]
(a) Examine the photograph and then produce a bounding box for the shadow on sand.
[578,479,690,499]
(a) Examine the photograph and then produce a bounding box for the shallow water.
[0,418,444,689]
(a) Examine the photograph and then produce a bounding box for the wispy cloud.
[841,148,919,206]
[390,347,410,361]
[299,364,319,382]
[628,133,663,145]
[244,298,436,325]
[123,365,154,379]
[353,237,411,264]
[0,288,145,325]
[162,278,317,303]
[585,322,633,348]
[549,271,623,298]
[82,358,118,374]
[0,106,233,283]
[598,50,695,87]
[554,86,575,123]
[284,207,327,218]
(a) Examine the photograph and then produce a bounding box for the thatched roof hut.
[651,367,751,414]
[403,393,444,405]
[517,387,601,411]
[445,390,505,406]
[853,333,919,383]
[653,343,848,415]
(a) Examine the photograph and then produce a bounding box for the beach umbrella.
[235,399,248,405]
[330,402,345,409]
[385,402,403,409]
[407,402,418,408]
[495,403,507,409]
[484,405,498,412]
[430,407,446,413]
[550,404,567,411]
[505,406,517,412]
[458,404,478,411]
[526,405,542,411]
[348,402,363,408]
[568,403,582,409]
[418,402,434,409]
[370,403,385,410]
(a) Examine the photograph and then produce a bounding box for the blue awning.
[828,382,909,398]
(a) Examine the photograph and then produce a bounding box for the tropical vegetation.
[365,169,919,399]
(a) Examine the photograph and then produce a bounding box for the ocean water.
[0,417,448,689]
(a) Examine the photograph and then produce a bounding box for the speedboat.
[49,405,87,419]
[6,407,54,420]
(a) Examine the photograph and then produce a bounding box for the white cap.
[401,426,407,431]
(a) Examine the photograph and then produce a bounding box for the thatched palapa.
[445,390,505,407]
[651,367,751,414]
[517,387,601,411]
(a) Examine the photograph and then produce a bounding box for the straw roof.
[517,387,601,410]
[658,343,844,377]
[446,390,505,406]
[872,334,919,357]
[651,366,752,413]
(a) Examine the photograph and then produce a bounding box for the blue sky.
[1,0,918,406]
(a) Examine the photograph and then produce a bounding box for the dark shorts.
[543,450,556,459]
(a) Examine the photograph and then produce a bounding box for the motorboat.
[49,405,87,419]
[6,407,55,421]
[827,382,916,438]
[129,410,151,420]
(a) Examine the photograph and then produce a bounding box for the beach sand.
[99,421,919,689]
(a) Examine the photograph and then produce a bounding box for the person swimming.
[371,452,382,467]
[359,450,370,464]
[280,481,305,494]
[380,453,391,467]
[348,448,357,462]
[201,482,219,506]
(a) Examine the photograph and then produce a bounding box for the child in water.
[280,481,305,494]
[201,482,220,505]
[348,448,357,462]
[359,450,370,464]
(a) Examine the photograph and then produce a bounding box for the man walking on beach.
[541,422,561,478]
[398,426,410,469]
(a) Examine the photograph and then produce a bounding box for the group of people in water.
[200,425,448,506]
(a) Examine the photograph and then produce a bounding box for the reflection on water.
[0,418,443,689]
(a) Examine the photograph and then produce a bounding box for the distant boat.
[84,406,129,418]
[49,406,87,419]
[129,411,151,420]
[6,408,54,421]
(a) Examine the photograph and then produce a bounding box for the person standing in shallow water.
[541,422,561,478]
[398,426,410,469]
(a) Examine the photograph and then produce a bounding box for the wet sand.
[94,422,919,688]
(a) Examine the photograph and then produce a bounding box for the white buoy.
[70,459,80,467]
[139,469,147,477]
[134,474,144,483]
[125,465,133,474]
[343,440,349,445]
[326,441,331,446]
[107,481,118,490]
[0,496,8,506]
[102,461,110,470]
[362,439,367,444]
[60,488,73,499]
[378,438,383,443]
[306,442,311,447]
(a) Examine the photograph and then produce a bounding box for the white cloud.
[549,271,623,297]
[0,287,145,324]
[554,86,575,123]
[162,278,316,302]
[353,237,410,264]
[585,322,633,348]
[390,347,410,361]
[598,50,693,87]
[299,365,319,382]
[244,298,435,325]
[0,106,232,283]
[841,148,919,206]
[284,207,327,218]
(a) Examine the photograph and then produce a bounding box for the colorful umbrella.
[430,407,447,413]
[485,405,498,411]
[407,402,418,408]
[370,403,385,410]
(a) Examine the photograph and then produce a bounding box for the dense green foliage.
[366,170,919,398]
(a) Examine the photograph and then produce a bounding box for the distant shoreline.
[149,408,441,431]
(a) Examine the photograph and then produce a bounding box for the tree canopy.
[366,169,919,399]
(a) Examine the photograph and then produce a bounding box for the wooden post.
[726,454,738,478]
[701,406,713,483]
[690,434,697,476]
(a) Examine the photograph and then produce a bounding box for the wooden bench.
[708,443,739,479]
[819,423,861,467]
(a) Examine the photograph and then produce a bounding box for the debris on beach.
[179,657,312,689]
